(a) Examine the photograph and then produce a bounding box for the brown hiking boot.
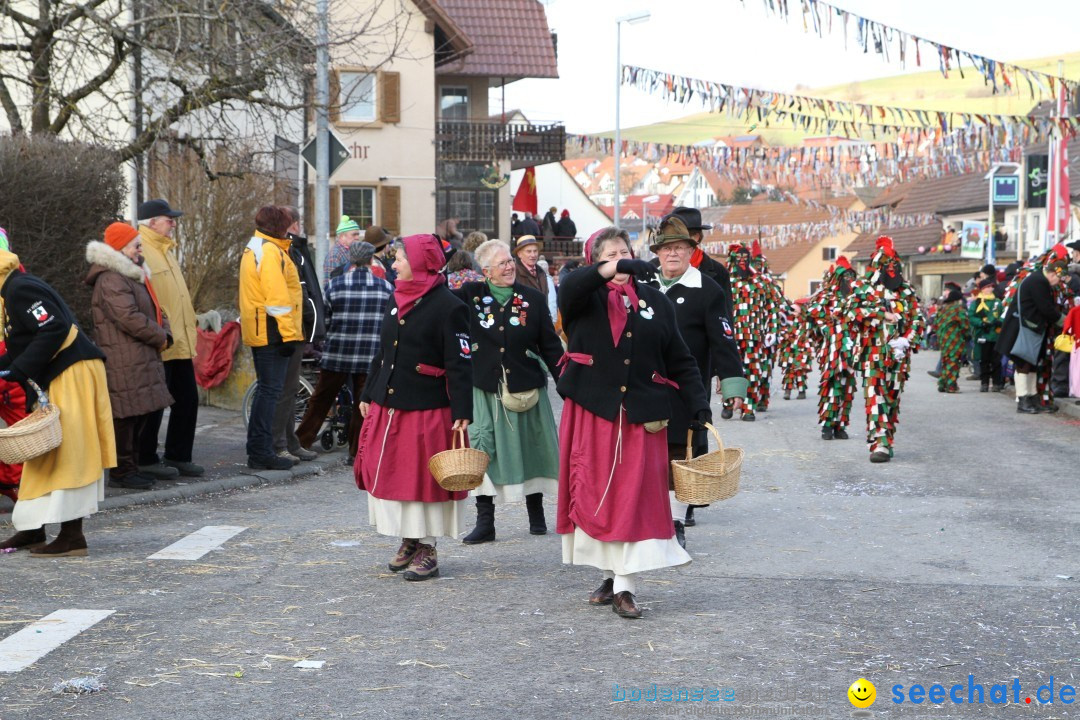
[402,543,439,581]
[612,591,642,619]
[388,539,419,572]
[0,528,47,551]
[30,519,87,558]
[589,578,615,606]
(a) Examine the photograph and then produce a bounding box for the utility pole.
[1016,152,1027,261]
[314,0,330,286]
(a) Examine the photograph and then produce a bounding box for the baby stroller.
[318,380,354,451]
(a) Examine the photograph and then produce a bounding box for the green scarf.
[487,281,514,305]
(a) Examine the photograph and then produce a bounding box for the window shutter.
[380,186,401,235]
[329,70,341,123]
[329,187,341,233]
[379,71,401,124]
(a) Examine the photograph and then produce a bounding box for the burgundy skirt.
[355,403,468,503]
[556,399,674,543]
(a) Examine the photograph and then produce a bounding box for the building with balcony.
[315,0,561,240]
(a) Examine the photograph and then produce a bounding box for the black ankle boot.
[462,497,496,544]
[30,518,87,557]
[0,527,46,550]
[525,493,547,535]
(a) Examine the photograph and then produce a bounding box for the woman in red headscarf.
[356,234,472,581]
[556,227,709,619]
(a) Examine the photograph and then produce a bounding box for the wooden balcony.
[436,121,566,168]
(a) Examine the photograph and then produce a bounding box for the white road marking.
[0,609,114,673]
[147,525,248,560]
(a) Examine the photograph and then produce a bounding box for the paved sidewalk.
[0,404,348,514]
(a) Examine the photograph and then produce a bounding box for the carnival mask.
[881,261,903,291]
[735,254,752,278]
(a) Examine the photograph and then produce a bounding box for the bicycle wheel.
[243,376,315,429]
[242,381,257,428]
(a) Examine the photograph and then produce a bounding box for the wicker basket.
[671,423,743,504]
[429,429,489,492]
[0,378,62,464]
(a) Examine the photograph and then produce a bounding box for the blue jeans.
[246,346,291,459]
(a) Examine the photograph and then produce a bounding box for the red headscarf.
[394,234,446,318]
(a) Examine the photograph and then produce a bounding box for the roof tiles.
[436,0,558,80]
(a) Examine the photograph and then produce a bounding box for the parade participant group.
[0,200,1076,621]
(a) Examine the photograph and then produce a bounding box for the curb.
[99,454,347,514]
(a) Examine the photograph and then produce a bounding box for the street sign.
[301,132,350,177]
[1027,154,1048,208]
[992,175,1020,205]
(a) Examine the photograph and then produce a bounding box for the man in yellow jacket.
[239,205,304,470]
[136,199,204,479]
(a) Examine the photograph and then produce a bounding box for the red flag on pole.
[512,167,538,216]
[1047,85,1071,245]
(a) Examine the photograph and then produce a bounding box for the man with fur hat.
[935,288,971,393]
[86,224,174,490]
[843,237,923,463]
[968,276,1004,392]
[807,258,859,440]
[645,216,747,541]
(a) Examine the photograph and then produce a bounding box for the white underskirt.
[365,495,465,539]
[12,476,104,531]
[470,475,557,503]
[561,526,691,576]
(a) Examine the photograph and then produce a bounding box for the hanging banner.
[960,221,989,259]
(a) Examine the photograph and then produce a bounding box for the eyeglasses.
[490,258,516,269]
[657,244,691,254]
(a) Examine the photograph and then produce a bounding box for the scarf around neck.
[394,234,446,318]
[605,280,639,347]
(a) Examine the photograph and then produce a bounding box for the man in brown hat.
[646,216,746,542]
[513,234,549,296]
[659,206,732,318]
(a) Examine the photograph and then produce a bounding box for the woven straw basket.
[671,423,743,505]
[429,429,489,492]
[0,378,62,464]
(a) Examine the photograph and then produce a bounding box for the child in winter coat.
[968,277,1004,391]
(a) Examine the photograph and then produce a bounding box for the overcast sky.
[493,0,1080,134]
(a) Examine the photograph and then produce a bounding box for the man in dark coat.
[646,216,747,545]
[518,212,541,238]
[657,206,733,319]
[998,255,1068,413]
[555,209,577,240]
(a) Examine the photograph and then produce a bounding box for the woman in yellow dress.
[0,246,116,556]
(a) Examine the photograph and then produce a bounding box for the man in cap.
[136,199,204,479]
[513,235,549,297]
[296,240,393,459]
[646,216,745,543]
[324,215,361,285]
[659,207,733,318]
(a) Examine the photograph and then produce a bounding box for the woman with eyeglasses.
[453,239,563,544]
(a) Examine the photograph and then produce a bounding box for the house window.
[809,280,822,295]
[437,188,497,236]
[340,72,376,122]
[821,246,838,261]
[341,187,375,229]
[440,87,469,120]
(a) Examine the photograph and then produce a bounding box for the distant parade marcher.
[968,277,1004,392]
[749,241,788,412]
[778,298,813,401]
[645,217,746,544]
[807,257,859,440]
[935,288,971,393]
[454,240,564,544]
[356,234,472,582]
[722,242,774,421]
[557,227,708,620]
[844,237,923,463]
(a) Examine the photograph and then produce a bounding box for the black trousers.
[138,358,199,464]
[295,370,367,458]
[978,341,1003,388]
[114,414,150,479]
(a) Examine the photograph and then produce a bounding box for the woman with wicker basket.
[0,246,116,556]
[556,227,710,620]
[356,234,472,582]
[452,239,564,544]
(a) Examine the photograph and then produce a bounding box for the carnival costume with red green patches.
[936,298,971,392]
[843,237,923,460]
[748,241,789,411]
[806,257,859,432]
[1000,243,1076,406]
[722,243,773,418]
[778,299,814,395]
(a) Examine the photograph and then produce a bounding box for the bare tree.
[0,1,415,172]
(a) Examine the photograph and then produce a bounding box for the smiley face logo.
[847,678,876,708]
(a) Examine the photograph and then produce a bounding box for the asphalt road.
[0,351,1076,719]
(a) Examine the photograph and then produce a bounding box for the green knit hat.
[335,215,361,235]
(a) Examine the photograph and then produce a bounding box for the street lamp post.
[614,11,650,229]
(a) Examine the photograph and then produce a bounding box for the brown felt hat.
[648,216,695,253]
